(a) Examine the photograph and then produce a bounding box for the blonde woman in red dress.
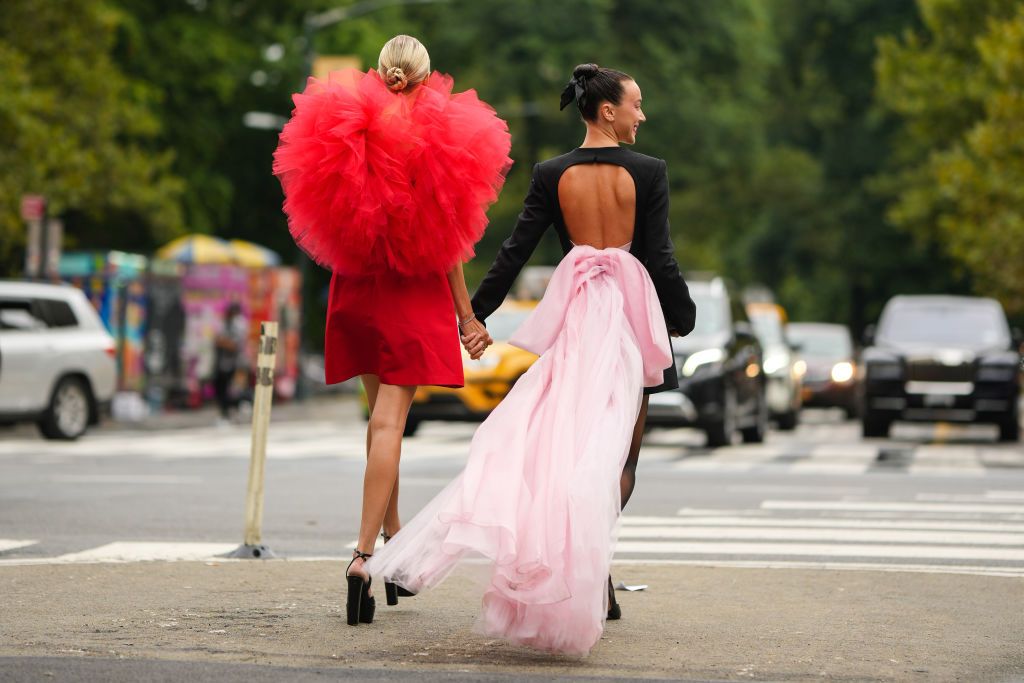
[273,35,512,626]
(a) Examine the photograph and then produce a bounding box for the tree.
[0,0,183,273]
[876,0,1024,313]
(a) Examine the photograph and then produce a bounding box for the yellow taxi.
[360,300,539,435]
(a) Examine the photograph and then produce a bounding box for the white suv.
[0,281,117,439]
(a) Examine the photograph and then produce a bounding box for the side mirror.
[862,323,876,347]
[787,339,803,353]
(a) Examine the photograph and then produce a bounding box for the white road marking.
[617,526,1024,545]
[609,559,1024,578]
[54,542,237,563]
[624,515,1024,532]
[0,539,37,553]
[761,500,1024,514]
[613,541,1024,562]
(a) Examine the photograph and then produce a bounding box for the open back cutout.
[557,163,637,249]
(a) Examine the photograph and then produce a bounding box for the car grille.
[906,360,974,383]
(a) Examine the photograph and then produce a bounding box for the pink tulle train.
[365,246,672,655]
[273,69,512,276]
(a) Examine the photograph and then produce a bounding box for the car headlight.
[763,353,789,376]
[867,362,902,380]
[977,365,1016,382]
[681,348,725,377]
[793,359,807,378]
[830,361,855,383]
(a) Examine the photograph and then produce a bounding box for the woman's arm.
[446,261,491,359]
[470,163,553,322]
[644,160,697,336]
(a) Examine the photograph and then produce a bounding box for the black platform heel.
[382,532,416,605]
[346,550,375,625]
[607,575,621,621]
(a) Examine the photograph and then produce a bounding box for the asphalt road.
[1,397,1022,576]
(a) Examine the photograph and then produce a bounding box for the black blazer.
[470,146,697,393]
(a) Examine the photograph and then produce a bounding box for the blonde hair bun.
[378,35,430,93]
[385,66,409,92]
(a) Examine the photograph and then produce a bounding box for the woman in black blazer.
[469,63,697,518]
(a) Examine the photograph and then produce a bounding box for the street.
[1,397,1023,681]
[1,398,1023,573]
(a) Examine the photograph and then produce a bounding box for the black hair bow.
[559,76,586,111]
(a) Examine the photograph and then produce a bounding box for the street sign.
[20,195,45,221]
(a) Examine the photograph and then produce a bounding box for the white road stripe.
[623,515,1024,532]
[761,501,1024,514]
[617,526,1024,545]
[609,558,1024,578]
[54,542,237,563]
[0,539,37,553]
[613,541,1024,561]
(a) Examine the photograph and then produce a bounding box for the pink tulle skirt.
[365,246,672,655]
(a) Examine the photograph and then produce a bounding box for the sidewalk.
[1,561,1021,681]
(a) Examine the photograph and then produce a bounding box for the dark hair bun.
[572,63,599,80]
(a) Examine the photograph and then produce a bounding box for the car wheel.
[38,376,91,441]
[741,389,767,443]
[403,417,421,437]
[998,412,1020,442]
[705,383,736,448]
[861,410,891,439]
[776,409,799,431]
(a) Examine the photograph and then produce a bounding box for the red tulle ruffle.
[273,69,513,276]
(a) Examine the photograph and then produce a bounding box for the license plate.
[923,394,956,407]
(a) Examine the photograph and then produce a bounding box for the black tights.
[620,395,649,510]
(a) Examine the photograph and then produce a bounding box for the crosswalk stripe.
[0,539,38,553]
[609,559,1024,578]
[613,541,1024,561]
[761,501,1024,514]
[617,526,1023,545]
[54,542,237,563]
[623,515,1024,532]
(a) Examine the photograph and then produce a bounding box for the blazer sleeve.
[471,163,552,322]
[644,159,697,336]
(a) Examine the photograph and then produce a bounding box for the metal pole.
[224,321,279,559]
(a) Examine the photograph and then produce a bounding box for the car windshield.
[788,326,853,358]
[878,301,1010,349]
[690,290,729,336]
[486,308,533,341]
[749,312,784,346]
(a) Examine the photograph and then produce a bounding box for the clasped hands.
[460,316,493,360]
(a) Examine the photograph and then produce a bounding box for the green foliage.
[0,0,183,273]
[876,0,1024,313]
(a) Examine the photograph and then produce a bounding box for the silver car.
[0,281,117,439]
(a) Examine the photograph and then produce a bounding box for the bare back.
[557,163,636,249]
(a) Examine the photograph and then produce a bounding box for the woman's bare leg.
[620,395,650,510]
[349,379,417,578]
[361,376,402,538]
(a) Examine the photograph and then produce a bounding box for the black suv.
[646,277,767,447]
[861,295,1022,441]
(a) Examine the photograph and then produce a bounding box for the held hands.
[460,316,493,360]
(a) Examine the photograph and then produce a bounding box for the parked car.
[787,322,859,418]
[647,277,767,447]
[746,302,803,430]
[0,281,116,439]
[361,300,540,435]
[860,295,1021,441]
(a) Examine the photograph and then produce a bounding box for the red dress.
[273,69,512,387]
